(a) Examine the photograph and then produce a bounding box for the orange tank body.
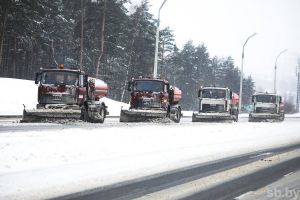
[89,77,108,99]
[172,86,182,103]
[231,92,239,105]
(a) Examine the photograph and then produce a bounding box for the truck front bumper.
[249,113,283,122]
[120,108,167,122]
[192,112,235,122]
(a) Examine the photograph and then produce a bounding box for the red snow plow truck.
[22,65,109,123]
[192,86,239,122]
[120,76,182,123]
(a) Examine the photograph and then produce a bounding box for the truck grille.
[256,107,277,113]
[202,104,224,112]
[41,94,76,104]
[133,99,162,108]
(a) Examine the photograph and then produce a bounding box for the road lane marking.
[234,191,253,199]
[249,152,273,158]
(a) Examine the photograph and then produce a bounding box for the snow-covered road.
[1,120,300,200]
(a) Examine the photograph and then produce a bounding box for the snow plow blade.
[21,108,81,123]
[192,112,236,122]
[120,108,167,122]
[249,113,284,122]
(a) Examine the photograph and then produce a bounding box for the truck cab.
[35,67,87,109]
[120,76,182,123]
[192,86,239,122]
[128,78,170,110]
[249,92,284,122]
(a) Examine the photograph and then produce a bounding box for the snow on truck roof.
[201,87,229,90]
[42,68,85,74]
[133,78,169,83]
[254,92,280,96]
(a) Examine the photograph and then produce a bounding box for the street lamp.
[238,33,257,114]
[274,49,288,93]
[153,0,168,78]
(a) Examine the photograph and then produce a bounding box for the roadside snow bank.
[0,78,129,116]
[0,78,38,115]
[101,97,129,116]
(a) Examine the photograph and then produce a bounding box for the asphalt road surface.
[52,143,300,200]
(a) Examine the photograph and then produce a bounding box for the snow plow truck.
[21,65,109,123]
[120,75,182,123]
[192,86,239,122]
[249,92,284,122]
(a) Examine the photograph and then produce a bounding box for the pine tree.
[158,26,174,76]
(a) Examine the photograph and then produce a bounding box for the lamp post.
[153,0,168,78]
[238,33,257,114]
[274,49,287,93]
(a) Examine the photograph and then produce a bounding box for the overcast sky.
[129,0,300,98]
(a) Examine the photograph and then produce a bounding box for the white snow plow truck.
[192,86,239,122]
[249,92,284,122]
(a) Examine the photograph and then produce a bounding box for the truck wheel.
[98,105,105,123]
[248,116,253,122]
[280,113,284,122]
[166,106,171,119]
[82,105,89,122]
[173,107,181,123]
[235,112,238,122]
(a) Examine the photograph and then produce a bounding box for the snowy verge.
[0,78,38,115]
[0,78,129,116]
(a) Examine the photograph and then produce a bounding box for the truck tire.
[81,105,89,122]
[173,107,181,123]
[235,112,238,122]
[98,104,105,123]
[166,106,171,119]
[248,115,253,122]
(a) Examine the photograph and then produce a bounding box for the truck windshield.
[202,89,226,98]
[134,81,164,92]
[42,71,78,85]
[256,95,276,103]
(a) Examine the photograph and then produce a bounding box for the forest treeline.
[0,0,255,110]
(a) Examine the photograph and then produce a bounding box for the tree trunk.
[120,15,142,102]
[0,7,7,69]
[96,0,106,78]
[51,40,58,66]
[12,34,17,78]
[161,38,165,76]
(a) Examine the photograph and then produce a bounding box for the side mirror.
[34,72,39,84]
[127,81,132,91]
[166,83,170,93]
[198,89,202,97]
[279,97,282,103]
[83,74,88,87]
[251,96,254,102]
[230,91,232,100]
